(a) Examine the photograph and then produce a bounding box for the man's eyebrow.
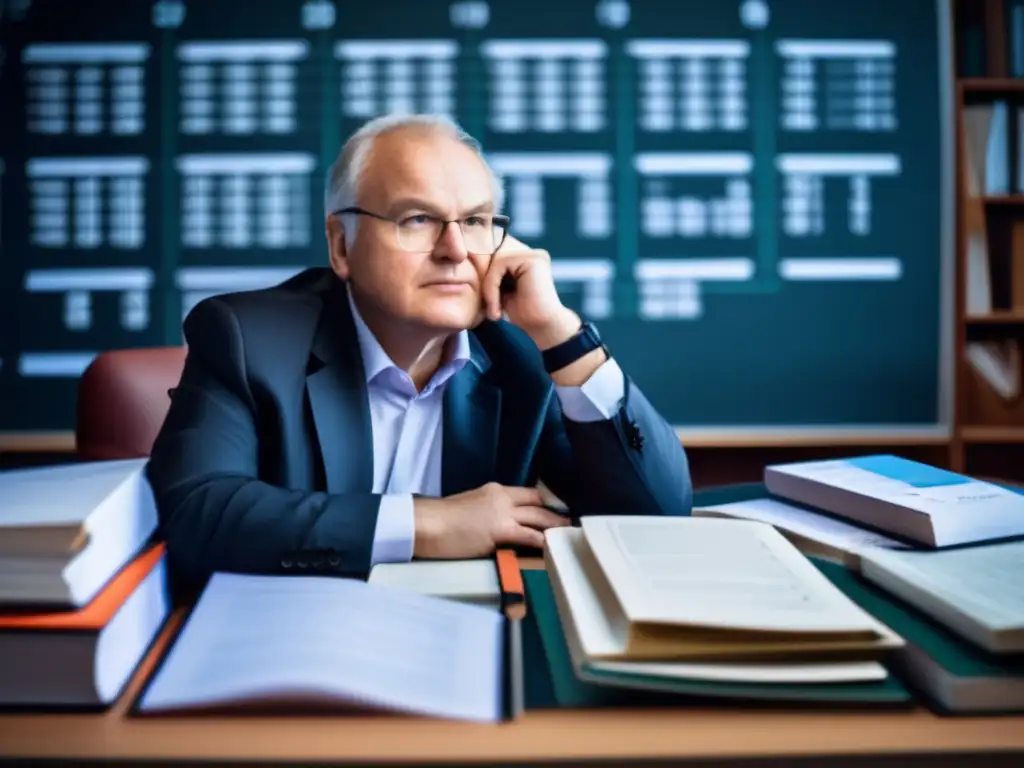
[463,201,495,216]
[386,198,495,217]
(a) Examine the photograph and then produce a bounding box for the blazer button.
[328,555,341,567]
[281,558,293,569]
[626,420,645,453]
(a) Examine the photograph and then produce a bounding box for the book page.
[591,658,887,684]
[696,498,910,555]
[139,573,505,722]
[368,559,500,604]
[579,516,889,635]
[544,527,630,660]
[861,542,1024,628]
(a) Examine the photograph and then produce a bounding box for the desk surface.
[2,562,1023,765]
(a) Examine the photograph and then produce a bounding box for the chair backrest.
[76,347,187,460]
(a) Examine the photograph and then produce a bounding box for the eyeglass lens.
[396,216,507,254]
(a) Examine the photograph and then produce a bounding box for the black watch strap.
[542,321,607,373]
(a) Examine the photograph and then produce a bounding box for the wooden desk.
[1,563,1023,766]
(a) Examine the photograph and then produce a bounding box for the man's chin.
[414,305,481,332]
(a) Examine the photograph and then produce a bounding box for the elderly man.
[147,113,692,589]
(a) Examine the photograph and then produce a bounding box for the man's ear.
[326,216,350,280]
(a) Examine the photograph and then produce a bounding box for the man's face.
[327,128,497,332]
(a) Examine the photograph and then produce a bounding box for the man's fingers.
[502,485,545,507]
[494,523,546,550]
[511,504,571,531]
[499,233,530,253]
[481,257,509,321]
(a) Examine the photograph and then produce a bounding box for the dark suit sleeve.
[146,297,382,591]
[534,359,693,518]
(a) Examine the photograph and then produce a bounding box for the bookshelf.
[952,0,1024,476]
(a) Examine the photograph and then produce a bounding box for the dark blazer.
[146,268,692,590]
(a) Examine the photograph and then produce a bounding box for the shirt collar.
[346,284,472,387]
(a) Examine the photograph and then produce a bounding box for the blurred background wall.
[1,0,1021,484]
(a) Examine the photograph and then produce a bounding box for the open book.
[136,572,510,721]
[544,517,903,691]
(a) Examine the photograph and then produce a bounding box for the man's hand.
[480,234,609,386]
[480,235,579,350]
[412,482,570,559]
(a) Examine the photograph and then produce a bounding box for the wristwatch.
[542,321,608,373]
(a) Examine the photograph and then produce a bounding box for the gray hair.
[323,113,505,247]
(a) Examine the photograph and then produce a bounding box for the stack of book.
[536,515,910,706]
[0,459,170,708]
[694,454,1024,713]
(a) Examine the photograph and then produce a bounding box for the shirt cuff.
[554,357,625,423]
[370,494,415,566]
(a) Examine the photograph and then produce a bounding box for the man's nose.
[433,221,469,262]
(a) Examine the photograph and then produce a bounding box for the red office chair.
[75,347,187,460]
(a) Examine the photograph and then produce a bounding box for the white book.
[962,104,993,197]
[859,541,1024,655]
[0,459,158,606]
[137,572,508,721]
[0,546,170,708]
[764,455,1024,547]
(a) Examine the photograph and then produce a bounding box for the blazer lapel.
[306,282,374,494]
[441,347,501,496]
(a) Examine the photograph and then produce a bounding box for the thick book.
[764,454,1024,548]
[858,541,1024,655]
[0,544,169,708]
[541,517,904,700]
[0,459,158,607]
[134,571,519,722]
[820,557,1024,713]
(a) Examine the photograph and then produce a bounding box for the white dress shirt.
[346,288,626,566]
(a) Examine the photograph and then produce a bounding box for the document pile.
[695,454,1024,713]
[540,516,906,703]
[0,459,169,708]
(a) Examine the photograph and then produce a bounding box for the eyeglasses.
[332,207,510,255]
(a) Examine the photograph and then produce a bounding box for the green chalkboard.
[0,0,953,440]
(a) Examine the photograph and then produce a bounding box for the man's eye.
[400,214,434,227]
[464,216,487,228]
